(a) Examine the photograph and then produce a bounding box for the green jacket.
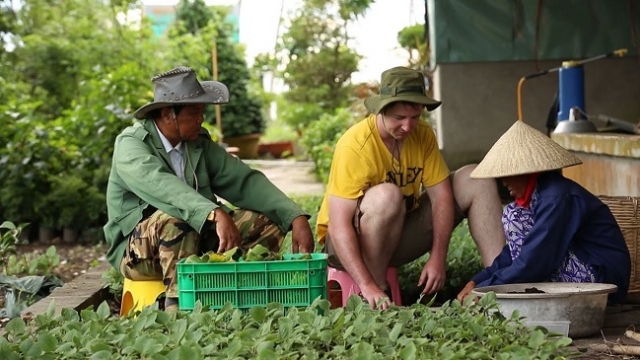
[103,119,307,269]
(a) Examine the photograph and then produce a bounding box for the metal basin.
[472,283,617,338]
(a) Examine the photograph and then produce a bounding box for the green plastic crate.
[177,253,328,311]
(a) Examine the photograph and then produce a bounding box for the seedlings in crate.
[264,252,283,261]
[204,252,226,262]
[185,254,205,264]
[244,244,288,261]
[290,272,308,285]
[223,246,243,262]
[245,244,271,261]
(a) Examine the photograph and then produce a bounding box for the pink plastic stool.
[327,266,402,307]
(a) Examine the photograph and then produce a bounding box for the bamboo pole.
[591,343,640,356]
[625,330,640,342]
[211,40,223,143]
[269,0,285,94]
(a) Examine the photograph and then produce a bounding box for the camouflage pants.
[119,209,285,298]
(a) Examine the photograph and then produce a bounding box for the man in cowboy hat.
[456,120,630,304]
[104,66,314,312]
[316,66,506,308]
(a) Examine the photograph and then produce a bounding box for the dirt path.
[245,160,325,196]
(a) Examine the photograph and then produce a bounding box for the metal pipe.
[594,115,640,135]
[515,48,627,122]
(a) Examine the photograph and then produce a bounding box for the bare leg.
[357,183,406,288]
[452,164,505,266]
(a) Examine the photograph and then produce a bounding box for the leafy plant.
[102,267,125,306]
[200,122,222,142]
[0,296,572,358]
[173,0,213,35]
[5,246,60,277]
[0,221,27,265]
[0,229,63,319]
[0,274,63,319]
[398,220,484,304]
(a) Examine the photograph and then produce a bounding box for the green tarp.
[428,0,640,63]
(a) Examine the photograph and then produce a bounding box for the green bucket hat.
[133,66,229,120]
[364,66,441,114]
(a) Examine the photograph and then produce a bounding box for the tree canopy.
[0,0,262,226]
[273,0,374,131]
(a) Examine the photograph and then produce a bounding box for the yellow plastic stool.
[120,278,166,316]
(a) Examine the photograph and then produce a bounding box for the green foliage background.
[274,0,368,133]
[0,0,262,235]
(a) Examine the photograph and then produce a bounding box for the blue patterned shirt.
[472,171,631,304]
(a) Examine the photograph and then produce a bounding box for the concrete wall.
[552,132,640,197]
[432,57,640,170]
[561,153,640,197]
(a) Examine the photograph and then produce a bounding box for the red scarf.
[515,173,539,208]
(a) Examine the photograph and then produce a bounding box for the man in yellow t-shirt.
[317,66,506,309]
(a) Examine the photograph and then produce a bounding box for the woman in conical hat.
[456,120,631,304]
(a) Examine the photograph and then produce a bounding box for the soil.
[0,236,108,310]
[507,287,546,294]
[20,237,107,281]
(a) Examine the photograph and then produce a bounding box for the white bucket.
[523,320,571,336]
[472,282,617,338]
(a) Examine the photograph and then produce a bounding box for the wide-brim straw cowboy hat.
[133,66,230,120]
[470,120,583,179]
[364,66,441,114]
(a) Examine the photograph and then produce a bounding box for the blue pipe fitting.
[557,62,586,122]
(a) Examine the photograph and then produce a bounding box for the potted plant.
[209,31,265,159]
[39,174,105,243]
[34,193,61,242]
[258,140,295,159]
[1,182,45,242]
[220,94,265,159]
[258,119,298,159]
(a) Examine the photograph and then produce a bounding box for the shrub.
[277,100,324,135]
[102,267,125,306]
[299,108,356,183]
[35,174,106,230]
[1,222,64,319]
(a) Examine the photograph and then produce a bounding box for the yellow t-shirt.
[316,114,450,243]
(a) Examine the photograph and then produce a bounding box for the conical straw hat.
[470,120,583,179]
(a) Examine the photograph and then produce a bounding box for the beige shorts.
[324,181,465,269]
